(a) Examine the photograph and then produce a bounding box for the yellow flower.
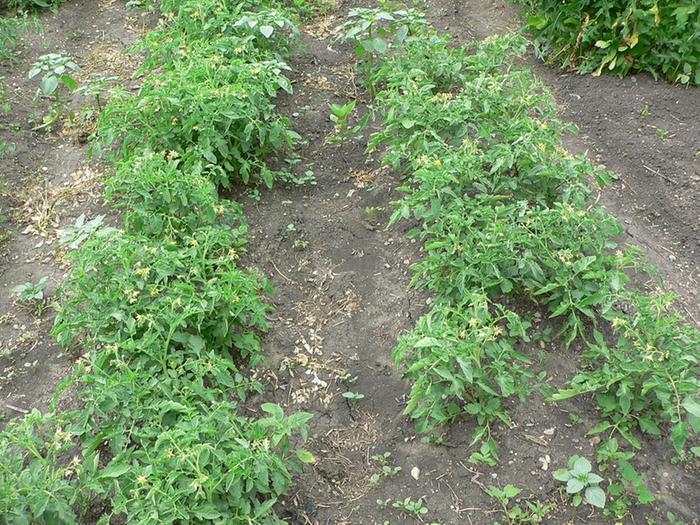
[137,475,148,485]
[134,266,150,278]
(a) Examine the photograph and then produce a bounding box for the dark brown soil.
[0,1,697,524]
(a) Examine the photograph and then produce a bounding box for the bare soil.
[0,1,697,524]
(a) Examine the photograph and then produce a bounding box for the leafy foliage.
[97,54,297,188]
[1,0,317,523]
[342,8,699,462]
[552,293,700,453]
[0,410,81,524]
[393,294,532,463]
[517,0,700,84]
[0,15,35,63]
[11,276,48,303]
[334,7,427,58]
[28,53,79,99]
[105,151,247,238]
[6,0,60,13]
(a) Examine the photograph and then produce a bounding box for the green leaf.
[260,25,274,38]
[261,403,284,419]
[586,473,603,484]
[40,75,59,96]
[97,460,129,480]
[372,38,389,53]
[585,486,606,508]
[553,468,571,482]
[296,449,316,464]
[586,421,612,435]
[670,422,688,453]
[503,484,521,499]
[61,74,78,91]
[681,397,700,418]
[572,456,591,475]
[566,478,585,494]
[527,15,548,30]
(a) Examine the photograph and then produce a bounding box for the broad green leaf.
[572,456,591,475]
[585,486,606,508]
[553,468,571,482]
[98,461,129,480]
[566,478,585,494]
[681,397,700,418]
[40,75,59,96]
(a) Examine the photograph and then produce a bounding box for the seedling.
[568,413,584,426]
[12,277,48,314]
[364,206,384,221]
[293,238,309,251]
[640,104,650,117]
[12,277,48,303]
[329,100,355,130]
[595,438,654,519]
[288,170,317,186]
[77,76,117,110]
[29,53,79,100]
[28,53,80,130]
[370,451,392,463]
[553,455,606,509]
[488,484,555,525]
[334,7,427,59]
[392,497,428,516]
[369,454,401,486]
[59,214,115,250]
[341,391,364,402]
[382,465,401,477]
[657,127,668,140]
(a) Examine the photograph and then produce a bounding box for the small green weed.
[28,53,80,130]
[553,455,606,509]
[487,484,554,525]
[342,391,365,402]
[0,16,37,63]
[12,276,48,314]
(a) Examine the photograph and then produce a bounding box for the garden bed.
[0,1,697,524]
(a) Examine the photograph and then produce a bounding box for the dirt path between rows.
[245,2,699,524]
